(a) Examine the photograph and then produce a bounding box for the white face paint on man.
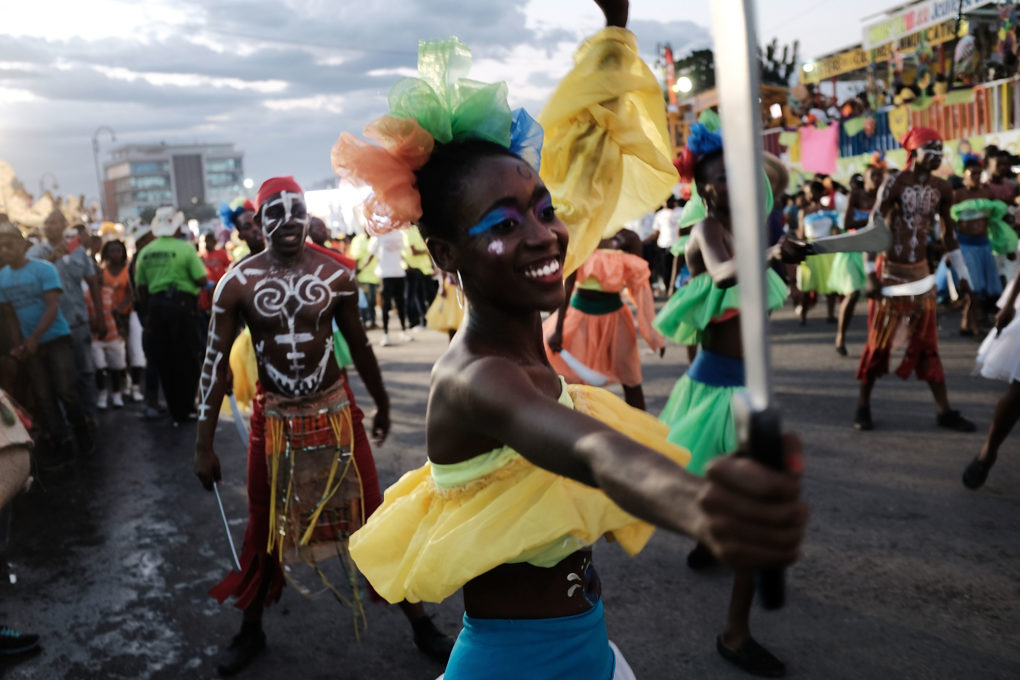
[260,191,310,248]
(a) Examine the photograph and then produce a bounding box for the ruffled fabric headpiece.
[218,197,256,230]
[331,38,544,235]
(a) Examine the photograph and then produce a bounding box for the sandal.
[962,458,993,490]
[717,636,786,677]
[937,410,976,433]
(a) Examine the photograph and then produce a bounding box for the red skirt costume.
[856,259,945,384]
[544,249,664,387]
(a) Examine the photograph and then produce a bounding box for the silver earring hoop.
[455,271,465,310]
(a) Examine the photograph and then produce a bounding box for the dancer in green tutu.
[795,181,840,325]
[655,121,804,677]
[831,162,884,355]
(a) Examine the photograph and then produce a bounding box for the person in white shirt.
[653,197,681,289]
[370,229,409,345]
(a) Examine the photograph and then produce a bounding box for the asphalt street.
[2,301,1018,680]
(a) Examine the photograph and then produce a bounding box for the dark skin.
[0,234,61,360]
[954,165,992,334]
[682,152,806,654]
[797,183,839,323]
[860,141,970,416]
[836,165,883,354]
[547,229,662,410]
[235,210,264,254]
[974,265,1020,473]
[41,211,107,340]
[308,216,329,247]
[194,192,390,488]
[986,155,1020,210]
[192,191,427,628]
[425,149,806,621]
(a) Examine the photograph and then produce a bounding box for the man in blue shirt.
[27,211,105,421]
[0,220,92,467]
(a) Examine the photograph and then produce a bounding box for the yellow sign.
[805,20,962,84]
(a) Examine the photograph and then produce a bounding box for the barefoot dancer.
[963,264,1020,488]
[335,3,806,677]
[855,127,976,432]
[832,163,884,355]
[545,228,665,410]
[193,177,451,676]
[656,121,804,678]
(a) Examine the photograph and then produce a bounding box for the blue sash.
[687,348,746,388]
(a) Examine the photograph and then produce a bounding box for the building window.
[130,161,171,175]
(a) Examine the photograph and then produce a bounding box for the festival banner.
[800,123,838,174]
[863,0,991,50]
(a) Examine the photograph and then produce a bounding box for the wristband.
[947,248,972,285]
[865,261,876,274]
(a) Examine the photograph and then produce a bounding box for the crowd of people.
[2,0,1019,677]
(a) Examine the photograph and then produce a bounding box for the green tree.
[758,38,800,87]
[668,38,800,99]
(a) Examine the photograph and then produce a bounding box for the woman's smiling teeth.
[523,259,561,279]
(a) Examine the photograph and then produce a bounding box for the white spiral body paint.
[196,304,226,421]
[244,261,355,397]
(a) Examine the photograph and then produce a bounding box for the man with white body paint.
[854,128,977,433]
[193,177,451,676]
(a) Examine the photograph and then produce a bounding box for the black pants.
[147,292,203,422]
[381,277,406,334]
[405,269,429,328]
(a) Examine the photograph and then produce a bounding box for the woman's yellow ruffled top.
[348,379,690,604]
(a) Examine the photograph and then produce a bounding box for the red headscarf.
[256,176,303,211]
[899,127,941,168]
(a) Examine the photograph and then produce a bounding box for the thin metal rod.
[213,481,242,572]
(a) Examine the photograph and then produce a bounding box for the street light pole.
[92,126,116,219]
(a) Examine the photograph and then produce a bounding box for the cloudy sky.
[2,0,893,205]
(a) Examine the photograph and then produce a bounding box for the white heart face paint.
[261,191,310,247]
[487,239,504,255]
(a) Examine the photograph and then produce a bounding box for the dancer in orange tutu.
[545,228,664,409]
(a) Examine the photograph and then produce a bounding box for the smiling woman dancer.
[335,2,807,678]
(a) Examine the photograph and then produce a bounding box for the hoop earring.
[455,271,465,310]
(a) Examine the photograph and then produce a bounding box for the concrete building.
[103,142,245,220]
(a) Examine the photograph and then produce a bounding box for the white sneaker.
[380,334,391,347]
[111,392,124,408]
[399,332,413,342]
[96,390,109,410]
[131,385,144,402]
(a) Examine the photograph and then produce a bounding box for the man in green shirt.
[134,207,209,424]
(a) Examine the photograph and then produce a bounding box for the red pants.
[209,374,383,610]
[856,295,944,384]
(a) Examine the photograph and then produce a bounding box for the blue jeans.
[28,334,89,448]
[70,322,97,420]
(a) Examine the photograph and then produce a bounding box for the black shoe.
[217,627,266,677]
[962,457,993,489]
[717,636,786,678]
[686,543,720,571]
[411,616,455,663]
[835,344,848,357]
[853,406,873,431]
[0,626,40,656]
[937,410,976,432]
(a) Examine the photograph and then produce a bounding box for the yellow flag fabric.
[538,28,678,277]
[888,105,910,143]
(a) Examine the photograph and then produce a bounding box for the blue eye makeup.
[468,207,523,236]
